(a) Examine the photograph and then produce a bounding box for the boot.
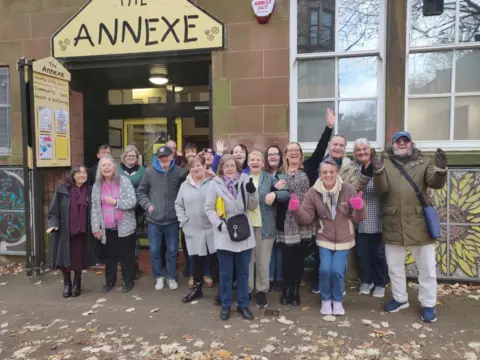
[182,282,203,303]
[291,282,301,307]
[72,278,81,297]
[280,284,292,305]
[63,279,72,298]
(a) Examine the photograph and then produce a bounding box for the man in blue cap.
[371,131,447,323]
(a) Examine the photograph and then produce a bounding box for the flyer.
[55,109,68,133]
[38,106,53,131]
[38,135,53,160]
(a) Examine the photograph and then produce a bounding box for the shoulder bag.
[390,159,441,239]
[225,183,251,242]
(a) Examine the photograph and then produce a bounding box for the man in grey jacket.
[137,146,187,291]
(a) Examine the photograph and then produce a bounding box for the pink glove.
[349,191,364,210]
[289,193,299,212]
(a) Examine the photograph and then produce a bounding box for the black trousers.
[282,241,309,287]
[95,240,107,263]
[105,230,136,285]
[191,255,205,284]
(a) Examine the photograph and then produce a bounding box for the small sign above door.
[51,0,225,60]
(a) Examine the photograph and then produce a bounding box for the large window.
[292,0,386,151]
[406,0,480,149]
[0,67,11,155]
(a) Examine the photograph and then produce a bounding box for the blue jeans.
[319,247,349,302]
[189,254,212,277]
[356,232,387,287]
[217,249,251,309]
[269,247,283,281]
[147,222,179,280]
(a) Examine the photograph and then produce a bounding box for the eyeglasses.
[125,154,137,158]
[223,164,237,169]
[268,153,280,157]
[286,149,301,153]
[202,148,214,153]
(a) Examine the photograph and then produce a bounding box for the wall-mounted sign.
[32,57,71,167]
[252,0,275,24]
[51,0,225,59]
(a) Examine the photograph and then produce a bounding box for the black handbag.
[225,183,251,242]
[390,159,441,239]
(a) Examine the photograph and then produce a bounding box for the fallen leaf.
[122,344,135,350]
[96,298,107,303]
[95,271,103,275]
[150,308,160,313]
[249,324,260,329]
[82,310,94,316]
[464,352,478,360]
[210,341,224,349]
[301,306,310,311]
[323,315,336,322]
[338,320,351,328]
[1,322,8,328]
[412,323,423,330]
[381,321,389,328]
[34,281,42,285]
[277,316,294,325]
[362,319,373,325]
[262,344,276,353]
[260,319,270,323]
[213,349,231,358]
[372,323,381,329]
[419,334,427,339]
[0,282,8,286]
[0,310,7,315]
[468,342,480,350]
[193,340,204,347]
[191,301,198,304]
[327,331,338,338]
[125,308,135,313]
[224,325,231,329]
[468,295,480,300]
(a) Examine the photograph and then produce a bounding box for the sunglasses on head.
[202,148,214,153]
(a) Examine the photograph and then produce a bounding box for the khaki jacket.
[294,180,366,250]
[341,160,372,192]
[374,147,447,247]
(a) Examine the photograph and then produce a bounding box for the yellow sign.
[51,0,225,59]
[32,57,71,167]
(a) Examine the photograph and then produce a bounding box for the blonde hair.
[248,150,264,162]
[187,155,205,169]
[280,142,304,172]
[121,145,140,164]
[217,154,242,176]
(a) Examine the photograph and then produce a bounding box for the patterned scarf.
[316,176,343,220]
[222,173,240,198]
[101,181,123,229]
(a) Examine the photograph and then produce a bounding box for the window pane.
[311,10,318,25]
[455,49,480,93]
[338,0,379,51]
[454,96,480,140]
[0,69,8,105]
[338,100,377,141]
[459,0,480,43]
[298,59,335,99]
[410,0,456,47]
[298,1,335,53]
[0,107,10,148]
[408,52,452,95]
[407,98,450,140]
[338,57,377,98]
[298,101,335,142]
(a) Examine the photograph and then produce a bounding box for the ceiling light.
[166,85,183,92]
[149,76,169,85]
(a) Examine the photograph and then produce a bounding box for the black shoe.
[214,293,221,306]
[291,282,301,307]
[274,281,284,293]
[256,291,268,308]
[72,278,81,297]
[182,283,203,303]
[220,307,230,321]
[237,307,254,320]
[280,285,292,305]
[122,282,134,293]
[102,283,114,293]
[63,279,72,298]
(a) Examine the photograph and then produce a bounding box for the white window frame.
[0,66,11,156]
[290,0,387,153]
[405,0,480,151]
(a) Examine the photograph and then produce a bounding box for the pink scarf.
[101,181,123,229]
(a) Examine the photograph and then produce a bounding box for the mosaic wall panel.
[406,170,480,280]
[0,167,26,255]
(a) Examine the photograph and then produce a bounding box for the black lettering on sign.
[121,0,147,6]
[122,17,142,43]
[74,24,94,47]
[141,0,147,5]
[99,19,118,45]
[145,18,159,46]
[161,17,180,43]
[184,15,198,43]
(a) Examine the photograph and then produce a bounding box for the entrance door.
[123,118,182,168]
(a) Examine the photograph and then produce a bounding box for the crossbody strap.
[390,159,428,207]
[241,182,247,212]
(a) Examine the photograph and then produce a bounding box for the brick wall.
[197,0,291,152]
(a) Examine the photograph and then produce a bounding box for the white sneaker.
[320,300,333,315]
[333,301,345,316]
[358,283,374,295]
[155,277,165,290]
[167,278,178,290]
[372,286,386,298]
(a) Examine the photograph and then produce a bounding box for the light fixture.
[166,85,184,92]
[149,64,169,85]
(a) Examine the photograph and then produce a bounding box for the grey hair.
[95,155,121,184]
[121,145,140,163]
[352,138,371,160]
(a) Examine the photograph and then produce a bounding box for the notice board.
[32,57,71,167]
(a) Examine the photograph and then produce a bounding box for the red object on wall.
[252,0,275,24]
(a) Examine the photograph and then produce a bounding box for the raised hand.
[435,148,447,169]
[326,108,335,129]
[104,196,117,206]
[93,231,102,240]
[289,193,299,212]
[246,177,256,194]
[216,140,228,154]
[371,152,384,171]
[349,191,364,210]
[265,192,276,206]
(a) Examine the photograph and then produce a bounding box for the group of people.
[47,109,448,323]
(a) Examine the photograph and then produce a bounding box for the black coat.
[47,183,96,269]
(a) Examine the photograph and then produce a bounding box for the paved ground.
[0,269,480,360]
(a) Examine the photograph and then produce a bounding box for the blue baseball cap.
[392,131,412,143]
